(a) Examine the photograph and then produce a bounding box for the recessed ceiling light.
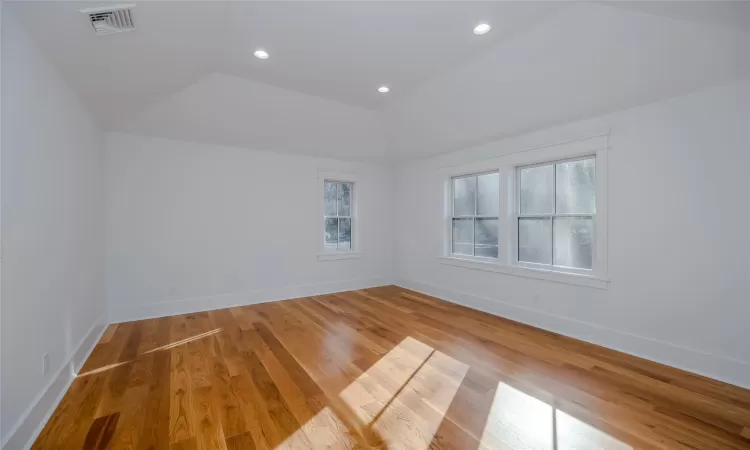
[473,23,491,35]
[254,49,269,60]
[378,86,390,93]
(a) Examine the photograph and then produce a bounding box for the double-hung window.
[517,156,595,271]
[451,172,500,258]
[324,181,353,252]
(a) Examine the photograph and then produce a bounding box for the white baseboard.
[396,278,750,389]
[110,276,393,323]
[2,314,108,450]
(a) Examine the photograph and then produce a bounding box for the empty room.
[1,1,749,449]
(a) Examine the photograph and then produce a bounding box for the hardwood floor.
[32,286,750,449]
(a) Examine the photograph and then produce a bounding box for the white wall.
[105,133,395,322]
[395,79,750,388]
[1,11,106,448]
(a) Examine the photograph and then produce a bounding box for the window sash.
[450,217,500,258]
[325,181,352,218]
[515,156,595,271]
[451,170,498,217]
[516,155,594,215]
[450,171,499,258]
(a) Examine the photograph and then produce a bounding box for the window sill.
[438,256,609,289]
[318,252,362,261]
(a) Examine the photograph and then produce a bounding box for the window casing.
[323,180,354,252]
[318,171,359,261]
[441,135,608,289]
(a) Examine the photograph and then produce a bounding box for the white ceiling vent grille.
[80,5,136,35]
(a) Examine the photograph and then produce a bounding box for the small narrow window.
[518,157,595,269]
[451,172,499,258]
[324,181,353,252]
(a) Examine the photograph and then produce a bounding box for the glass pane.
[452,218,473,256]
[338,182,351,217]
[554,217,593,269]
[338,218,351,251]
[520,165,553,215]
[475,218,498,258]
[325,218,338,249]
[518,217,551,264]
[477,172,499,216]
[324,182,337,216]
[453,176,476,216]
[556,158,595,214]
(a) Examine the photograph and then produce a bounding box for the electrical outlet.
[42,353,50,375]
[532,294,541,305]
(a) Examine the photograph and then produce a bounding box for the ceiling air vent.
[80,4,135,35]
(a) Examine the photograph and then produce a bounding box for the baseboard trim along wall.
[2,315,108,450]
[109,276,393,323]
[396,278,750,389]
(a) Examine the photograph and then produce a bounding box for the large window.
[441,136,607,288]
[451,172,500,258]
[324,181,353,252]
[517,156,595,270]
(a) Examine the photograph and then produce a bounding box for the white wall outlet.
[42,353,50,375]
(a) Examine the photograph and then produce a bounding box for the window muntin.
[451,171,499,258]
[517,156,595,270]
[323,181,353,252]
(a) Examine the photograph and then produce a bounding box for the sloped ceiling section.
[383,2,750,158]
[118,73,387,161]
[7,2,232,129]
[7,1,566,161]
[8,1,565,121]
[607,0,750,32]
[7,1,750,161]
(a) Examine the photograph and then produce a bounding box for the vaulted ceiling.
[8,2,564,124]
[7,1,750,161]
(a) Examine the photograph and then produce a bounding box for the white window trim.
[440,135,609,289]
[318,170,361,261]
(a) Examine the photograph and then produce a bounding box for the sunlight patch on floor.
[479,382,632,450]
[275,336,631,450]
[369,347,469,450]
[276,336,470,450]
[75,360,132,378]
[144,328,222,353]
[557,409,632,450]
[335,336,469,449]
[339,336,435,425]
[77,328,223,378]
[480,382,555,449]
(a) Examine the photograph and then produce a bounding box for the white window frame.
[514,155,596,276]
[318,171,360,261]
[440,136,609,289]
[449,170,500,261]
